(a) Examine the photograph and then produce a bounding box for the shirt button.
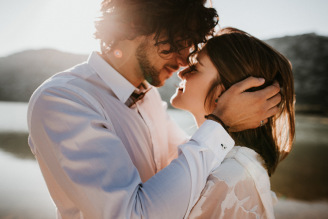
[221,143,227,150]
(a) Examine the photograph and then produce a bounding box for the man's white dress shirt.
[27,52,234,219]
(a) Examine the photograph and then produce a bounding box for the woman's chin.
[170,95,184,110]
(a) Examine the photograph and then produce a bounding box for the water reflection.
[271,141,328,201]
[0,133,34,159]
[0,149,55,219]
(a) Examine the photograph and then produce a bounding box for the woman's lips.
[178,80,185,91]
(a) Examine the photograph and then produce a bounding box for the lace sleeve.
[188,158,267,219]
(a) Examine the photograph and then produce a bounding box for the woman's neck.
[193,112,207,128]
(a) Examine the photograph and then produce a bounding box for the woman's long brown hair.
[204,28,295,176]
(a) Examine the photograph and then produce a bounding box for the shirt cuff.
[190,120,235,162]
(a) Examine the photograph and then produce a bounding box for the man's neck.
[97,41,144,88]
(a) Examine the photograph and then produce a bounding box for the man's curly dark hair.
[94,0,218,62]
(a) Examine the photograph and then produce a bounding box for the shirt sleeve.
[188,160,266,219]
[28,84,234,219]
[162,101,190,162]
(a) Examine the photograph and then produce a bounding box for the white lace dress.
[188,146,278,219]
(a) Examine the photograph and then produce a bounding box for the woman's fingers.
[261,80,281,99]
[266,93,282,110]
[264,106,280,119]
[214,77,282,132]
[249,106,278,130]
[272,80,280,89]
[232,76,265,93]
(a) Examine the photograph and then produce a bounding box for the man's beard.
[135,40,162,87]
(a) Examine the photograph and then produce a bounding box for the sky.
[0,0,327,57]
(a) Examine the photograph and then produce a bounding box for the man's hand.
[211,77,281,132]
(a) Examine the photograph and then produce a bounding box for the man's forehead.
[155,32,192,46]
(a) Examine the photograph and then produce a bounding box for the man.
[27,0,281,218]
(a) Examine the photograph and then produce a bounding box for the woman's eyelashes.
[181,65,197,78]
[190,65,198,72]
[180,70,190,78]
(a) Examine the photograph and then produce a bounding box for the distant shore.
[295,104,328,117]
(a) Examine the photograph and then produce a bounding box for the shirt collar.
[227,146,265,165]
[87,52,136,103]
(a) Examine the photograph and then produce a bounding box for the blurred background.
[1,0,328,218]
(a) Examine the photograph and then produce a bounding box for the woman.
[171,28,295,219]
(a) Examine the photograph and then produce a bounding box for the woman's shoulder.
[210,153,250,188]
[188,146,273,219]
[210,146,267,186]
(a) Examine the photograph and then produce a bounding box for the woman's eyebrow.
[196,57,204,66]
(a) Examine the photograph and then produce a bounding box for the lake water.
[1,101,328,219]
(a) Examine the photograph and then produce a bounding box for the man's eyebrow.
[196,57,204,66]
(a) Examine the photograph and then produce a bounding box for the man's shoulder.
[30,62,94,99]
[27,62,99,116]
[27,65,109,133]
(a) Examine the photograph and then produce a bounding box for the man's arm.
[162,101,190,162]
[28,85,234,219]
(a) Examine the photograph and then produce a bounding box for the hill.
[0,49,88,101]
[265,33,328,114]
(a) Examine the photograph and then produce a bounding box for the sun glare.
[1,0,102,56]
[1,0,328,57]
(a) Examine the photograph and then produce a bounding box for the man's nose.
[176,48,190,67]
[176,56,188,68]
